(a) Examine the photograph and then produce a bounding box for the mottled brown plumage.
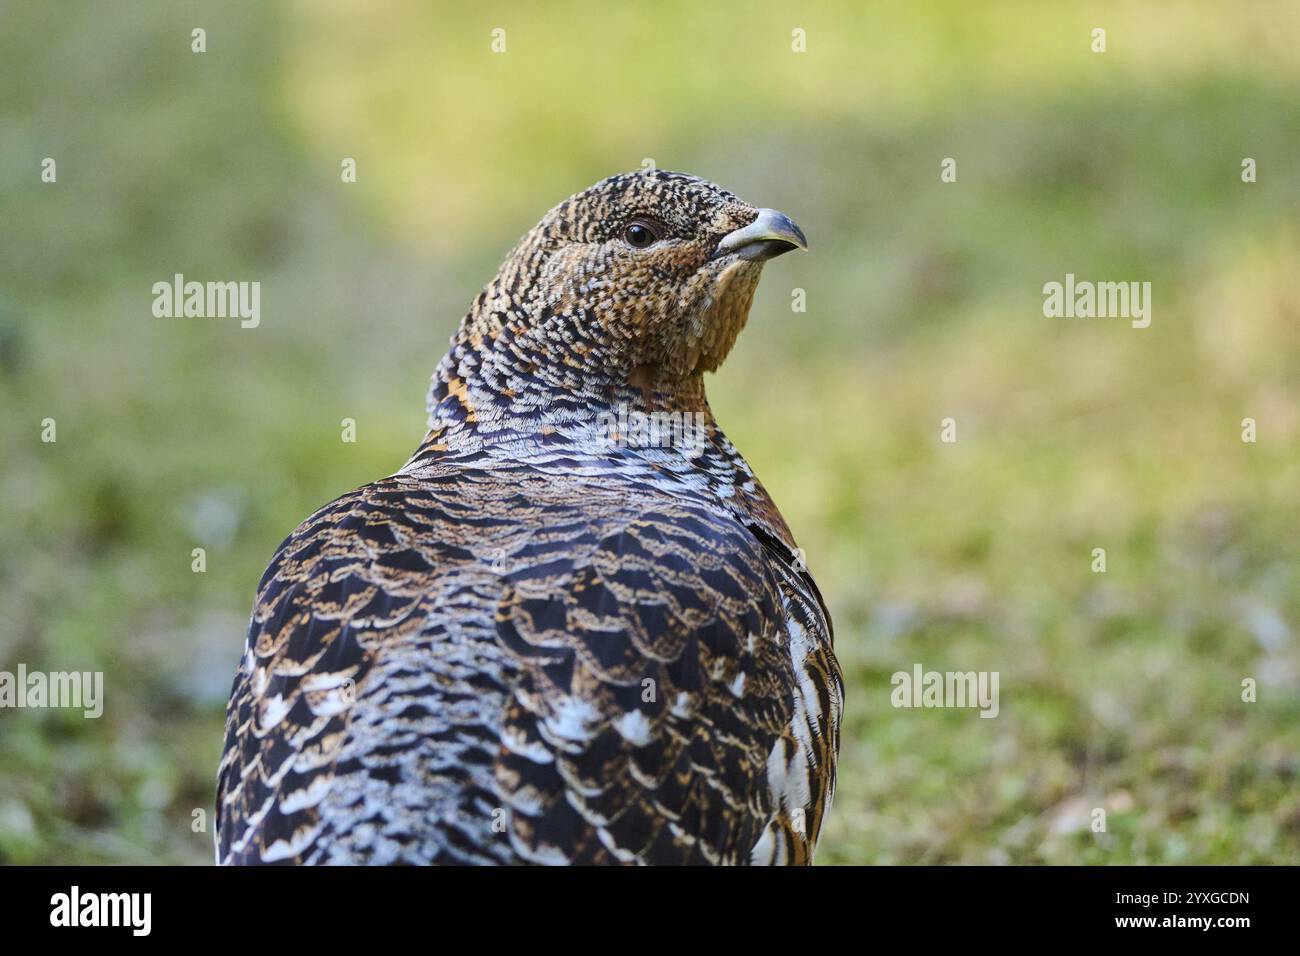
[216,170,842,865]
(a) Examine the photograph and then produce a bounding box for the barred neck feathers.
[405,170,807,541]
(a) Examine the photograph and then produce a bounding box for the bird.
[215,169,843,865]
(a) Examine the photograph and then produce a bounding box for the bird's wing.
[744,524,842,864]
[215,476,479,865]
[492,496,818,865]
[217,473,837,866]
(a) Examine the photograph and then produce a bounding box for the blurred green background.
[2,0,1298,864]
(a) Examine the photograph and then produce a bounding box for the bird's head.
[464,170,806,392]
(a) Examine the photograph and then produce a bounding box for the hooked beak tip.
[713,208,808,261]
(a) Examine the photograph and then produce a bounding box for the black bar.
[0,865,1284,940]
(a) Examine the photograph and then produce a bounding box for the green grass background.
[1,0,1297,864]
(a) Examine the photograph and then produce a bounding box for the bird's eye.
[622,219,662,249]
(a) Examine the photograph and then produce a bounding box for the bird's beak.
[712,208,808,261]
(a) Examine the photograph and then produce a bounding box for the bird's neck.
[401,305,798,554]
[416,345,711,454]
[415,294,714,456]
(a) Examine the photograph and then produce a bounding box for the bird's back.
[217,451,840,864]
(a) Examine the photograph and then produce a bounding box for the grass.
[0,0,1297,864]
